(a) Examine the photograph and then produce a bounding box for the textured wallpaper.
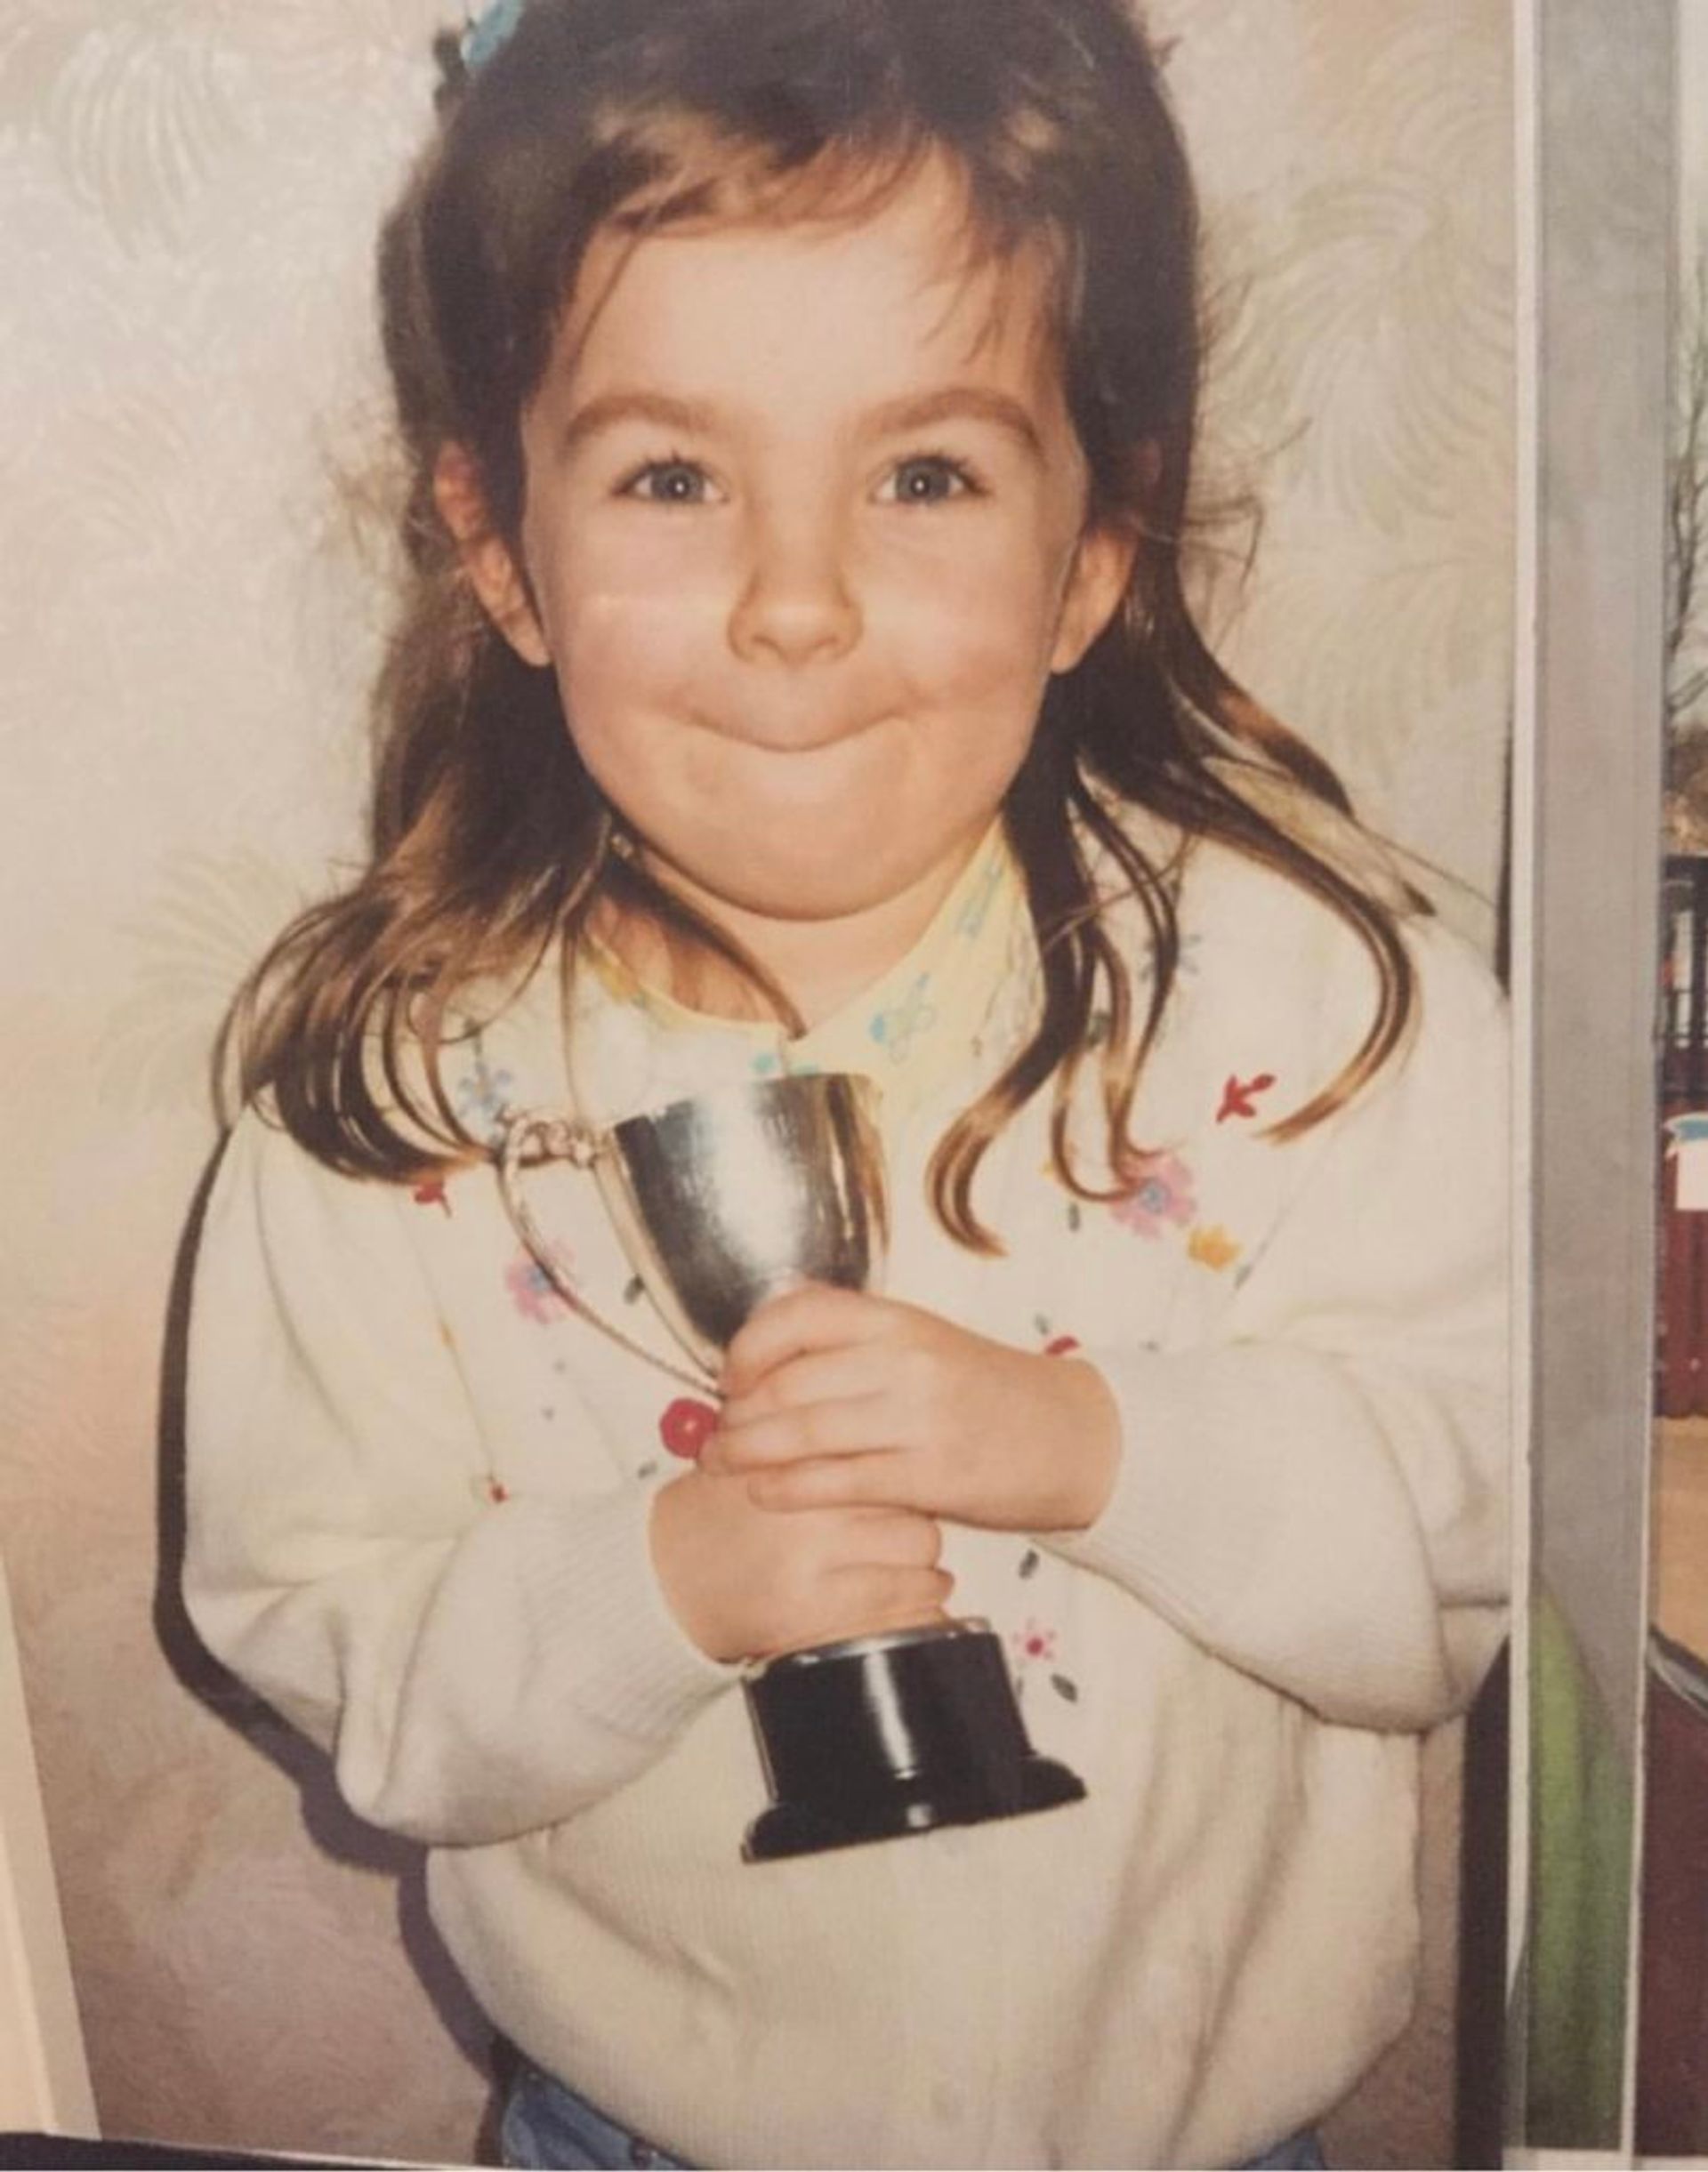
[0,3,1512,2163]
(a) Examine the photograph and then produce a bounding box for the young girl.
[184,2,1509,2166]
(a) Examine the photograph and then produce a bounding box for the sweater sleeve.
[1052,921,1511,1732]
[182,1112,733,1846]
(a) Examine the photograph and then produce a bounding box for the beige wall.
[0,3,1512,2162]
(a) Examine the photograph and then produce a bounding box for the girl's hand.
[649,1466,953,1664]
[705,1285,1122,1534]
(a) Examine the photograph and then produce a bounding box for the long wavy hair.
[233,0,1425,1251]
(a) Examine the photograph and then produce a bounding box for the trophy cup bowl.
[591,1072,885,1372]
[590,1073,1087,1862]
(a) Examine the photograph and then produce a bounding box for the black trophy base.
[740,1618,1086,1862]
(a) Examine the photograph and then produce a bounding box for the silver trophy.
[501,1072,1084,1860]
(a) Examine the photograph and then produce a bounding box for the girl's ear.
[1050,519,1140,676]
[432,442,552,668]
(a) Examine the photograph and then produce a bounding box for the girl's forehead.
[555,157,1060,389]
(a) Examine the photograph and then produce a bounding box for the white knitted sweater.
[184,821,1509,2169]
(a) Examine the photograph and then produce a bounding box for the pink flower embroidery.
[1011,1618,1059,1667]
[1109,1153,1195,1237]
[506,1253,568,1324]
[413,1178,452,1215]
[660,1397,720,1461]
[1043,1333,1082,1357]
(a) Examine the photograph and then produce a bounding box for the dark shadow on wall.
[153,1137,503,2169]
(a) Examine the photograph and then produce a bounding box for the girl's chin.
[628,794,996,929]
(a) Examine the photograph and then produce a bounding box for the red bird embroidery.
[1216,1072,1277,1124]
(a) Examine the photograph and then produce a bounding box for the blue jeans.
[498,2059,1327,2170]
[501,2061,691,2170]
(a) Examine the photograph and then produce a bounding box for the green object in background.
[1525,1585,1637,2148]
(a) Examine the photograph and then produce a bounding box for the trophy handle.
[496,1108,716,1394]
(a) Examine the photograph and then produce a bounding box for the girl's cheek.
[878,555,1067,688]
[554,576,723,683]
[544,519,1077,705]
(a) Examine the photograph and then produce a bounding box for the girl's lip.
[689,710,888,755]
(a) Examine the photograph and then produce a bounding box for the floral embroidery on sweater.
[506,1252,569,1324]
[1009,1615,1079,1705]
[1135,929,1204,984]
[1007,1541,1080,1701]
[1188,1224,1242,1272]
[1109,1152,1196,1237]
[455,1043,515,1146]
[659,1396,719,1461]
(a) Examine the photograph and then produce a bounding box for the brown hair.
[234,0,1425,1250]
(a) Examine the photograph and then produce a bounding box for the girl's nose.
[727,504,862,668]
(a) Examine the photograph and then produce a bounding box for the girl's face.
[459,161,1132,969]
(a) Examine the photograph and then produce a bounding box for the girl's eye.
[883,455,980,506]
[620,459,717,505]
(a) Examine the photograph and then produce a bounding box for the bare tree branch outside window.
[1665,239,1708,849]
[1670,245,1708,733]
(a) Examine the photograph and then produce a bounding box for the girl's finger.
[747,1450,921,1512]
[719,1343,889,1430]
[833,1506,942,1565]
[721,1394,900,1471]
[721,1281,904,1396]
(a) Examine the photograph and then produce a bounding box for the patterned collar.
[563,825,1030,1138]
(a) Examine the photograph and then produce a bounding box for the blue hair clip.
[461,0,526,72]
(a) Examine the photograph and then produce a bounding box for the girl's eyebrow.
[865,387,1044,458]
[556,385,1044,463]
[557,390,718,462]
